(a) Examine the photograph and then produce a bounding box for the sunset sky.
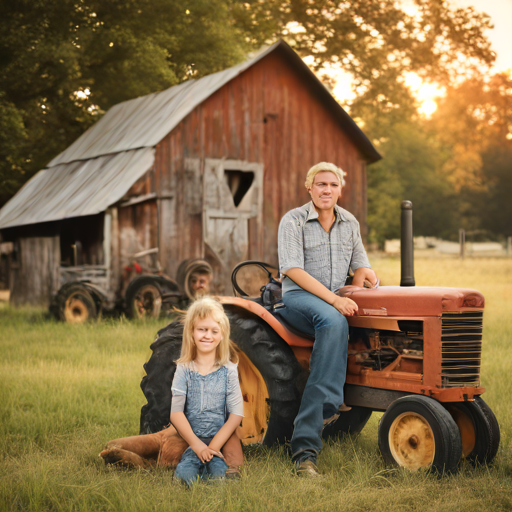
[331,0,512,115]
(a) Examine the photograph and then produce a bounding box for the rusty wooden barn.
[0,40,380,312]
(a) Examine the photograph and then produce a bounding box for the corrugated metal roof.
[0,148,154,228]
[0,40,380,230]
[48,44,281,167]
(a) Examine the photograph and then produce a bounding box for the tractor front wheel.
[446,396,500,466]
[378,395,462,474]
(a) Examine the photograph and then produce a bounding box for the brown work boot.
[295,459,321,478]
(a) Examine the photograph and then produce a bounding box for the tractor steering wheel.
[231,260,279,297]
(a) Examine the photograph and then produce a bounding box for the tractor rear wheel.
[446,396,500,465]
[54,283,98,324]
[378,395,462,474]
[140,306,304,447]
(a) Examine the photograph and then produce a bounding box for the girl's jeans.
[281,289,349,462]
[174,438,227,485]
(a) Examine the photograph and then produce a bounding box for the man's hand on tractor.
[331,296,358,316]
[352,267,378,288]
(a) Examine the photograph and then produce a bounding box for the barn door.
[203,159,263,291]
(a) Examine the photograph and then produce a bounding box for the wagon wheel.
[56,283,97,323]
[140,306,304,447]
[378,395,462,474]
[125,277,163,319]
[446,396,500,465]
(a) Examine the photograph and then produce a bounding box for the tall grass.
[1,257,511,511]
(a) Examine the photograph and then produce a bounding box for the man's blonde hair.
[177,296,238,366]
[305,162,346,189]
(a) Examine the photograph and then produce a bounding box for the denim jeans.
[174,445,227,486]
[280,289,349,461]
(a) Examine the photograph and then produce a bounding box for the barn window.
[224,170,255,207]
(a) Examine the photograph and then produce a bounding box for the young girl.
[170,297,244,485]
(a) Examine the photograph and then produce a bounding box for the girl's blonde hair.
[304,162,346,189]
[177,296,238,366]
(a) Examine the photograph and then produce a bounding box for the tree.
[366,115,459,246]
[240,0,495,114]
[428,73,512,236]
[0,0,497,209]
[0,0,252,206]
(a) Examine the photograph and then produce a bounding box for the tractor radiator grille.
[441,311,483,388]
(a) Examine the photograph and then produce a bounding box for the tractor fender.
[219,297,314,348]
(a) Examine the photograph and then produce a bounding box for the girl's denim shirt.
[171,361,244,438]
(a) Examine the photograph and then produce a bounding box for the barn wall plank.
[153,49,371,281]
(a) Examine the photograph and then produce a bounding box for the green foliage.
[470,144,512,237]
[0,95,28,206]
[1,257,512,510]
[366,113,457,246]
[424,73,512,238]
[0,0,498,211]
[246,0,494,113]
[0,0,252,207]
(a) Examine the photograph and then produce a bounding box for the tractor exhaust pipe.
[400,200,415,286]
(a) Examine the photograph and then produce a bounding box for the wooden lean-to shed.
[0,40,380,309]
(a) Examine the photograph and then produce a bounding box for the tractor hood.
[339,286,485,317]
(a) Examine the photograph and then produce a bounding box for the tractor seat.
[272,305,315,342]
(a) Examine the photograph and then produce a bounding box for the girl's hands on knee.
[193,444,223,463]
[191,442,208,462]
[331,296,358,316]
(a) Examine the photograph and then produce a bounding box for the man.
[278,162,377,477]
[189,270,212,298]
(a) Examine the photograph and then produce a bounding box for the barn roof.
[0,40,380,229]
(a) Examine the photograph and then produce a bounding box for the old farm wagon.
[0,40,380,321]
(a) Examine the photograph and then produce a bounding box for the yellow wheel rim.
[235,348,270,445]
[133,285,162,318]
[447,406,476,458]
[389,411,435,471]
[64,296,89,324]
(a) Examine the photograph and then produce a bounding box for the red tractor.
[140,202,499,474]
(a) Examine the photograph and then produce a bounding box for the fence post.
[507,236,512,257]
[459,229,466,259]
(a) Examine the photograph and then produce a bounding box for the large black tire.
[125,275,178,319]
[53,283,97,323]
[378,395,462,475]
[322,406,372,440]
[140,320,183,433]
[139,306,304,446]
[225,306,304,445]
[446,396,500,466]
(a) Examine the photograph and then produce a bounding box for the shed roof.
[0,40,380,229]
[0,149,154,229]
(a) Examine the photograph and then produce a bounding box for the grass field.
[1,256,511,511]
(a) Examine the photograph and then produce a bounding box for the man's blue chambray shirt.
[278,201,371,294]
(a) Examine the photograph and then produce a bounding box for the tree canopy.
[1,0,508,242]
[0,0,252,205]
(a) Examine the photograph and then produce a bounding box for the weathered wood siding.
[149,50,369,273]
[10,237,60,306]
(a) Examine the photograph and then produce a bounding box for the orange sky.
[331,0,512,116]
[455,0,512,74]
